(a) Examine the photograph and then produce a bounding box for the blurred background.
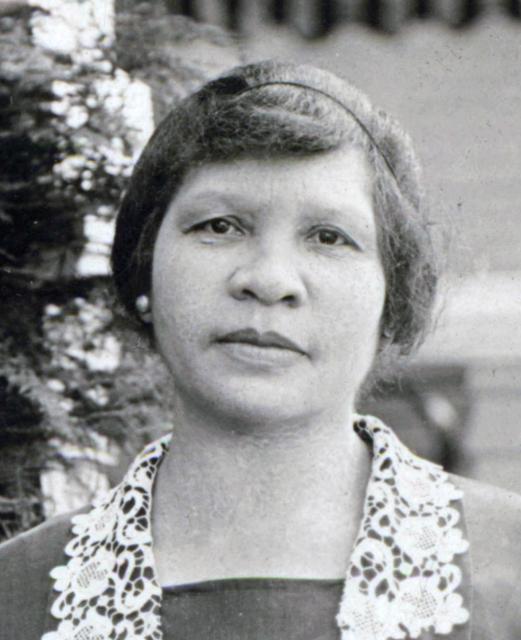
[1,0,520,540]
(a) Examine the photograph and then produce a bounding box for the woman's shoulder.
[452,473,521,566]
[451,473,521,638]
[0,509,83,640]
[0,508,78,566]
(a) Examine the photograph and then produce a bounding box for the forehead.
[173,146,374,212]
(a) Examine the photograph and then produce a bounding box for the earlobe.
[377,325,396,356]
[135,294,153,324]
[381,325,394,341]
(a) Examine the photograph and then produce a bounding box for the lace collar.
[42,416,470,640]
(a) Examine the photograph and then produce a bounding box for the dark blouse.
[162,578,343,640]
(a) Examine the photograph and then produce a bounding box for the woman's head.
[112,61,439,396]
[151,146,385,424]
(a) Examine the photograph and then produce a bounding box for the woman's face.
[152,146,386,426]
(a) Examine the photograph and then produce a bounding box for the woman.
[1,60,520,640]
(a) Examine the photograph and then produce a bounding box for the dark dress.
[0,511,515,640]
[0,517,344,640]
[1,416,520,640]
[162,578,343,640]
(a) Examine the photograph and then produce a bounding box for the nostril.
[282,293,298,307]
[237,289,299,306]
[239,288,256,301]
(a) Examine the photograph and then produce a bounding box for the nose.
[227,244,307,308]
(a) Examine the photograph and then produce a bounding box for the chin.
[196,378,317,429]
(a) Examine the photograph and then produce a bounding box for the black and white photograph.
[0,1,520,638]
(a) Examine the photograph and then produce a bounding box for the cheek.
[152,246,222,348]
[318,262,386,337]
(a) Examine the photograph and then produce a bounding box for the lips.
[216,328,306,356]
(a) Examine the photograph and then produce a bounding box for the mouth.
[215,328,307,356]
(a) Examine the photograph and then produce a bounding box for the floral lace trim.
[42,417,469,640]
[42,436,171,640]
[337,416,469,640]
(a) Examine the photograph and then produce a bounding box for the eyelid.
[186,215,245,234]
[307,224,363,251]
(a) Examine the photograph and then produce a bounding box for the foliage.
[0,0,238,540]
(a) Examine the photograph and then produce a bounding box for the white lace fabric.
[42,416,469,640]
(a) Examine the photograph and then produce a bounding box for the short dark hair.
[112,60,439,356]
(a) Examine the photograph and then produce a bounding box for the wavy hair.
[112,60,439,357]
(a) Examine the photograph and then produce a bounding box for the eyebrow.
[178,192,370,217]
[299,204,375,229]
[299,206,357,223]
[175,190,256,214]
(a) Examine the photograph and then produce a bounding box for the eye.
[315,229,344,245]
[191,217,244,237]
[308,226,360,250]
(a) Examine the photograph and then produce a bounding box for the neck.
[152,399,372,585]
